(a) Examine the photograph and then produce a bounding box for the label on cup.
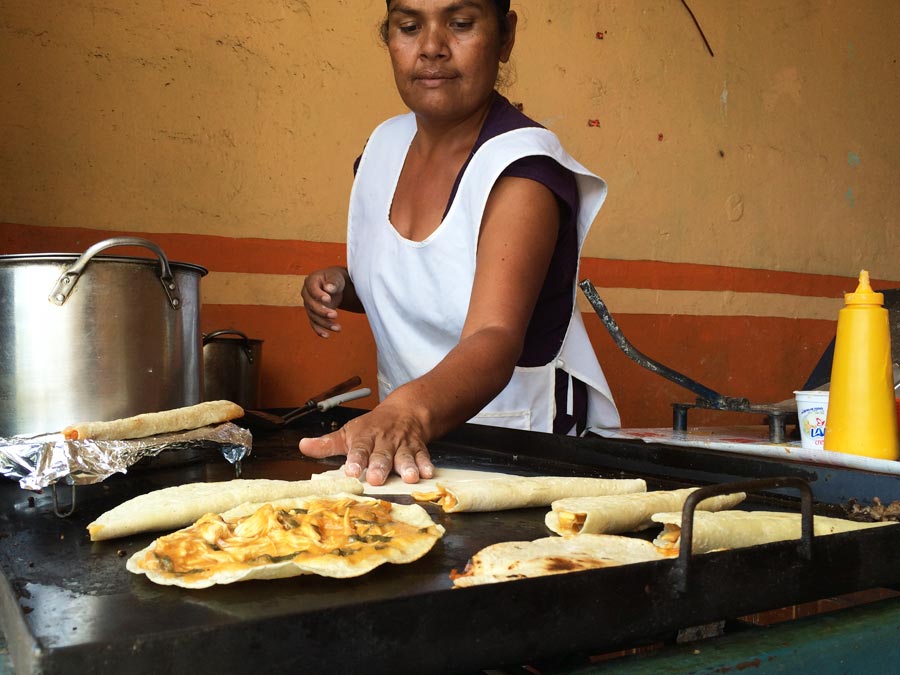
[794,390,829,450]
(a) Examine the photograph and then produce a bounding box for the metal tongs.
[239,376,371,430]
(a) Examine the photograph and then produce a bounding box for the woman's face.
[385,0,516,124]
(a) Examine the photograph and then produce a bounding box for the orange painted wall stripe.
[4,223,898,296]
[0,222,853,425]
[578,258,892,299]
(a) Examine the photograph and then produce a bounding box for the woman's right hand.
[298,400,435,486]
[301,266,351,338]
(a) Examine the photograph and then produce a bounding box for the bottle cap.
[845,270,884,306]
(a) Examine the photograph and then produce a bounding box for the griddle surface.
[0,424,584,674]
[3,417,900,674]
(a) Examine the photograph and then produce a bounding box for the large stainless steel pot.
[202,329,263,409]
[0,237,207,437]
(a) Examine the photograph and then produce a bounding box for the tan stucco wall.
[517,1,900,276]
[3,0,899,279]
[2,0,397,242]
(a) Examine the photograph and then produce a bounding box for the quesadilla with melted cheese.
[88,476,364,541]
[412,475,647,513]
[127,494,445,588]
[545,488,747,537]
[652,509,898,554]
[451,534,667,587]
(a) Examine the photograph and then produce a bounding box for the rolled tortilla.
[452,534,666,587]
[63,400,244,441]
[87,476,364,541]
[545,488,747,536]
[313,466,519,495]
[651,510,898,554]
[412,476,646,513]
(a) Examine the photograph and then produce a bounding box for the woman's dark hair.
[380,1,513,45]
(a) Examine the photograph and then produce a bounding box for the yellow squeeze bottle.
[824,270,900,460]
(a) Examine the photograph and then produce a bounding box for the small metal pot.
[202,329,263,409]
[0,237,207,437]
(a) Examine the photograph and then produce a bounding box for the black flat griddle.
[2,410,900,675]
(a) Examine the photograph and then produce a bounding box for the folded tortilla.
[451,534,667,587]
[127,494,445,589]
[651,510,898,554]
[545,488,747,536]
[87,476,364,541]
[63,400,244,441]
[412,476,647,513]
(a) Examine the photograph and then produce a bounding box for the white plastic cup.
[794,390,830,449]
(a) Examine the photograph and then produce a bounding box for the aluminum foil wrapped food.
[0,422,252,491]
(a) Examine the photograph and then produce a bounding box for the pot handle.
[48,236,182,309]
[203,329,254,364]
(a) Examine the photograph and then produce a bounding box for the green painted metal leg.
[568,598,900,674]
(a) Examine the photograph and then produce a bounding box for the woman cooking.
[299,0,619,486]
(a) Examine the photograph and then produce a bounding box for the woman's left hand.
[298,405,435,486]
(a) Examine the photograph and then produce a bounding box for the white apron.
[347,113,620,432]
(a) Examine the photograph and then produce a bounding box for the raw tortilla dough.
[87,476,364,541]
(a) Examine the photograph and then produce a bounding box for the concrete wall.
[3,1,899,428]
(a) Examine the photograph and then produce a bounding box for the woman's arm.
[299,176,560,484]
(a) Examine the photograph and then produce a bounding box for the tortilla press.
[579,279,799,442]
